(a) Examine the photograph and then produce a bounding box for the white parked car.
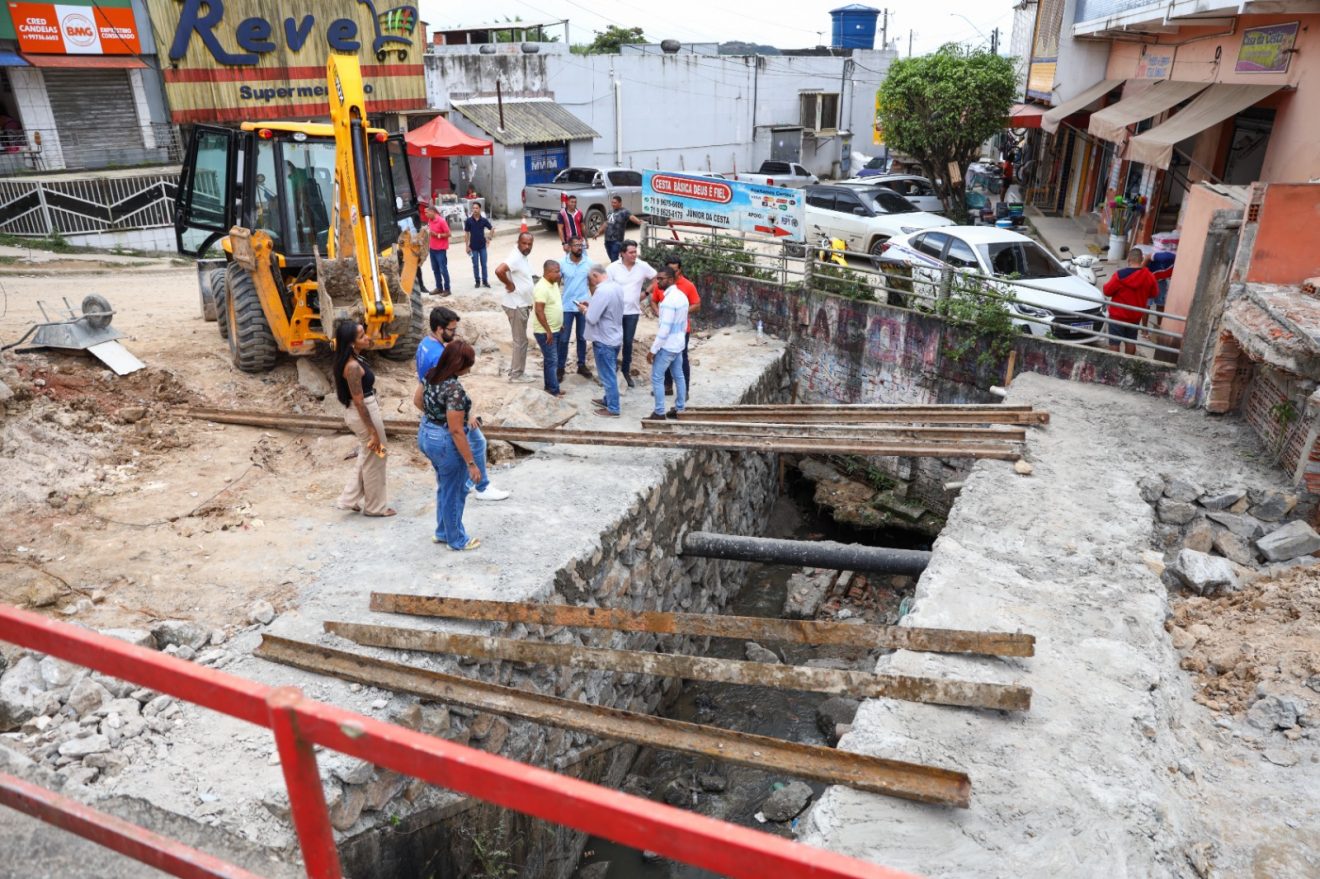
[840,174,944,214]
[803,184,952,262]
[882,226,1105,344]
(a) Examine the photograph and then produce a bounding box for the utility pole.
[908,29,913,57]
[990,27,1000,54]
[881,9,889,49]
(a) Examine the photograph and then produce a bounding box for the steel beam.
[639,420,1029,443]
[324,621,1030,711]
[675,409,1048,425]
[682,531,932,576]
[255,635,973,807]
[185,409,1022,459]
[369,594,1035,657]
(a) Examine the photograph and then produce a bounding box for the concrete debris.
[363,771,407,812]
[1246,695,1298,731]
[816,697,860,740]
[38,657,81,690]
[1212,530,1257,567]
[743,642,781,664]
[1157,500,1199,525]
[1169,549,1239,595]
[1138,476,1165,505]
[1013,460,1033,476]
[1255,520,1320,563]
[66,678,110,717]
[1141,550,1166,576]
[1181,519,1216,554]
[116,406,147,425]
[759,781,813,822]
[1262,749,1299,768]
[101,628,156,650]
[0,656,47,731]
[1163,478,1205,503]
[697,772,727,793]
[296,359,333,399]
[327,755,374,786]
[489,386,578,429]
[151,620,208,651]
[1198,489,1246,512]
[329,782,366,831]
[1248,491,1297,522]
[248,600,276,626]
[1205,512,1265,541]
[57,735,109,758]
[783,568,833,619]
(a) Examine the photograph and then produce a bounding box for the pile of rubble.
[1141,475,1320,594]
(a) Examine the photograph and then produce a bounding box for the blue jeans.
[605,240,622,262]
[664,332,691,394]
[428,249,450,292]
[558,310,587,369]
[417,421,470,550]
[535,332,560,394]
[594,343,620,413]
[621,314,640,380]
[465,425,490,492]
[470,248,488,284]
[652,348,686,415]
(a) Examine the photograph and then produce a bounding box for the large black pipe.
[681,531,931,577]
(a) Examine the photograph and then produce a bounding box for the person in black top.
[595,195,642,263]
[332,320,394,517]
[413,339,482,550]
[463,202,494,288]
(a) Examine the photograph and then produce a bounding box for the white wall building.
[422,46,898,216]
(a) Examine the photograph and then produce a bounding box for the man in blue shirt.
[415,305,509,501]
[556,236,593,382]
[463,202,494,288]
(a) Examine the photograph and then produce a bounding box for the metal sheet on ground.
[368,593,1036,657]
[324,621,1031,711]
[254,635,972,807]
[86,341,145,375]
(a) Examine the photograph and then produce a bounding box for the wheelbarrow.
[2,294,144,375]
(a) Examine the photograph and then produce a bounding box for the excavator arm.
[325,52,390,324]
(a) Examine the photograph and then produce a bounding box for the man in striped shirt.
[645,266,689,421]
[557,195,584,253]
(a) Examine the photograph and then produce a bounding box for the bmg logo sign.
[61,11,97,47]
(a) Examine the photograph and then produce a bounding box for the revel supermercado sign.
[144,0,425,123]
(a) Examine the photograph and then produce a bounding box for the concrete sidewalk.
[1026,207,1112,266]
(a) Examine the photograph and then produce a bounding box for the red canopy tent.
[405,115,493,203]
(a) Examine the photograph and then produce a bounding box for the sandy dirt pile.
[1168,564,1320,717]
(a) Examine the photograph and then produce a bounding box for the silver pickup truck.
[523,167,643,237]
[730,161,818,189]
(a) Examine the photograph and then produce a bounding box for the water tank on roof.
[830,4,880,50]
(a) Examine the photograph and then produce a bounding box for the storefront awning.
[1008,103,1047,129]
[1126,84,1284,170]
[0,51,28,67]
[20,54,146,69]
[1088,80,1208,144]
[1041,79,1125,134]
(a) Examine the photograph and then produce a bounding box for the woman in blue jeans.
[413,339,482,551]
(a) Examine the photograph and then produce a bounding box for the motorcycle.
[1059,246,1102,287]
[816,235,848,267]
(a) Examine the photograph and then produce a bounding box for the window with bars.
[799,92,840,132]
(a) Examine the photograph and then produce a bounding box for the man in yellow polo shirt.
[532,260,565,397]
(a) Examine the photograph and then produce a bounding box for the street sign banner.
[643,171,805,243]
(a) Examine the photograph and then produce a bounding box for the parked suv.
[802,183,952,262]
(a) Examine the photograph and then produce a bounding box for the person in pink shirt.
[426,205,452,296]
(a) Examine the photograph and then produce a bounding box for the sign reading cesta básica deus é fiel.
[144,0,425,123]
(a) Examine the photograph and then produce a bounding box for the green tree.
[877,45,1016,222]
[578,25,646,54]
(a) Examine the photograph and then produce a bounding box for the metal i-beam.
[675,409,1048,425]
[185,409,1022,459]
[682,532,932,576]
[323,621,1031,712]
[255,635,973,807]
[639,420,1029,443]
[369,593,1036,657]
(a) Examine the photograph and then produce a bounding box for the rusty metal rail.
[185,408,1023,459]
[675,408,1048,425]
[256,635,972,808]
[639,419,1029,443]
[369,594,1036,657]
[0,605,926,879]
[323,621,1031,711]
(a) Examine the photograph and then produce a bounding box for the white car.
[882,226,1105,344]
[803,184,952,262]
[840,174,944,214]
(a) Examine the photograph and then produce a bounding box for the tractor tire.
[225,263,279,373]
[200,267,225,323]
[379,279,425,361]
[215,269,229,341]
[584,207,606,238]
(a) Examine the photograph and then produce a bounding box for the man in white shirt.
[494,231,536,383]
[646,266,689,420]
[605,239,656,389]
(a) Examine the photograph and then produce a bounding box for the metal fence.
[0,124,182,176]
[640,224,1186,356]
[0,170,178,238]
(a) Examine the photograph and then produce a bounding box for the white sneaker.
[508,375,536,384]
[472,485,510,501]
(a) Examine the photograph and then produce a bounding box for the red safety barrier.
[0,605,923,879]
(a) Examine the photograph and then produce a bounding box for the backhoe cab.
[174,54,424,373]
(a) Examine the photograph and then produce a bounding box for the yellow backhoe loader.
[174,54,424,373]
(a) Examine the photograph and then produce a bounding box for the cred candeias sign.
[144,0,425,122]
[9,0,141,54]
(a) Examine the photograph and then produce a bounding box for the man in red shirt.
[1103,248,1159,355]
[557,195,584,254]
[651,255,701,396]
[425,204,452,296]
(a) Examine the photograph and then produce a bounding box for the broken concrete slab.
[1198,489,1246,512]
[1169,549,1239,595]
[1206,512,1266,541]
[1255,520,1320,562]
[1163,478,1204,503]
[295,359,333,399]
[816,697,860,740]
[1182,519,1216,554]
[1248,491,1297,522]
[489,387,579,429]
[1247,695,1298,731]
[1157,500,1199,525]
[151,620,208,652]
[1212,530,1257,567]
[760,781,813,822]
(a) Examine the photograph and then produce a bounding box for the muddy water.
[572,477,928,879]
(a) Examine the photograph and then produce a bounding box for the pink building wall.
[1160,184,1242,334]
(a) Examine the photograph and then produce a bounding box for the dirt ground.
[0,229,658,642]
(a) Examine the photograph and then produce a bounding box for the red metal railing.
[0,605,921,879]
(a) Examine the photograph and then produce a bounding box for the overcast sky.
[417,0,1020,59]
